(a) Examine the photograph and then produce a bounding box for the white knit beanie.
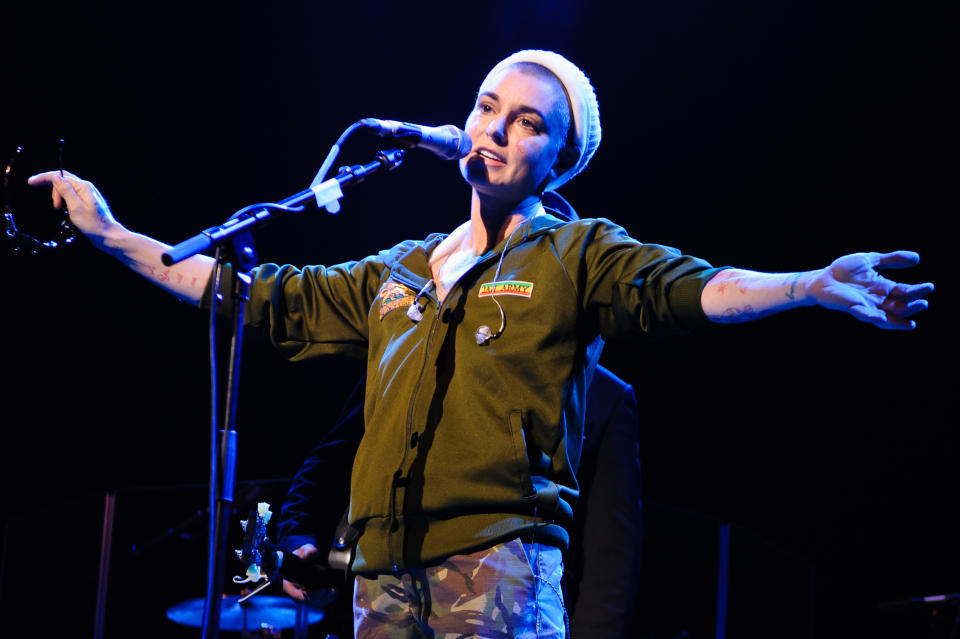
[483,50,602,192]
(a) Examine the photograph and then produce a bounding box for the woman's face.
[459,66,569,205]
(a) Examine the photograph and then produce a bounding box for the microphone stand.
[162,148,404,639]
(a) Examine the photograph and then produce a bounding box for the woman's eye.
[518,117,539,132]
[479,103,494,113]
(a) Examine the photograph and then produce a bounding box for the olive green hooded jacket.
[213,213,720,573]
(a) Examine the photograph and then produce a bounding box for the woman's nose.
[486,117,507,145]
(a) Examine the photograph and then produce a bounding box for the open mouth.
[477,149,505,163]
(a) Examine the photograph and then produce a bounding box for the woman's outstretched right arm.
[28,171,215,305]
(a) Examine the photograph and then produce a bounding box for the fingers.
[882,298,929,319]
[282,579,308,601]
[282,544,318,602]
[27,171,85,212]
[879,317,916,330]
[887,281,935,302]
[292,543,319,560]
[869,253,934,317]
[26,170,69,186]
[847,304,885,326]
[900,299,929,318]
[27,171,112,229]
[870,250,921,270]
[848,304,917,330]
[26,170,83,189]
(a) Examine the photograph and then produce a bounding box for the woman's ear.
[554,145,580,174]
[539,145,581,194]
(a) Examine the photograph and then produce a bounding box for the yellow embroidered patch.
[478,281,534,298]
[379,280,416,320]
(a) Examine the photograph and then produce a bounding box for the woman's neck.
[429,191,544,288]
[468,190,543,254]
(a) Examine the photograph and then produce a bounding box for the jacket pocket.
[507,410,536,497]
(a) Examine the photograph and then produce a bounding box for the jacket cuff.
[671,266,728,330]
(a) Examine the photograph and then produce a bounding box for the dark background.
[1,0,955,637]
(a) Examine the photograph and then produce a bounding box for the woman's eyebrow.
[516,105,547,120]
[478,92,547,120]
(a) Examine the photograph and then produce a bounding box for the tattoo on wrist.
[784,273,801,301]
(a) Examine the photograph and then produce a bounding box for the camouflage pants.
[354,538,566,638]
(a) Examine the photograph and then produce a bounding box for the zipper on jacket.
[388,279,442,570]
[382,228,534,569]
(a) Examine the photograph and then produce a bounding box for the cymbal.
[166,595,325,630]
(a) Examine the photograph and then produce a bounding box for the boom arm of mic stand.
[161,148,405,267]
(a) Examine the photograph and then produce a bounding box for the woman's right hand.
[27,171,123,246]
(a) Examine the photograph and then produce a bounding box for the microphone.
[359,118,472,160]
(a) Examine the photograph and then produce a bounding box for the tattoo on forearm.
[135,261,201,289]
[142,264,169,282]
[715,304,780,323]
[720,304,757,321]
[714,271,748,296]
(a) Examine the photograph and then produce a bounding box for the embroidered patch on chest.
[477,281,534,298]
[379,280,416,320]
